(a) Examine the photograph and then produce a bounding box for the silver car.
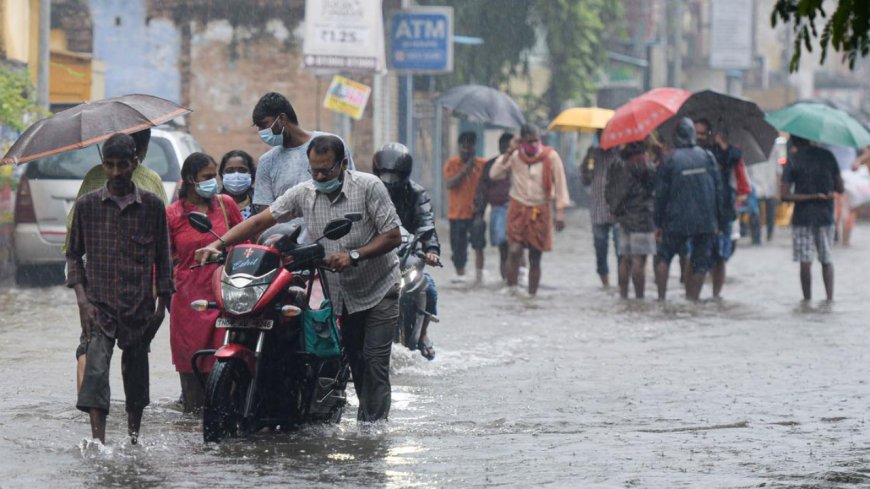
[12,127,201,284]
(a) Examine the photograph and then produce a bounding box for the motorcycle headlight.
[222,284,269,315]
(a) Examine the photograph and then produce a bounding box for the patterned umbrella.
[2,94,190,165]
[600,87,691,150]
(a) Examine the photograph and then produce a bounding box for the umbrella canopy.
[659,90,779,164]
[547,107,614,132]
[436,85,525,129]
[765,102,870,149]
[2,94,191,165]
[600,87,691,150]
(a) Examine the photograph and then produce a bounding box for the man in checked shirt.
[66,133,172,444]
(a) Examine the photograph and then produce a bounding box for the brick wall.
[186,19,377,171]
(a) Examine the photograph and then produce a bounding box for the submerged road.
[0,209,867,487]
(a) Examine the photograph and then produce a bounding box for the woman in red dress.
[166,152,243,412]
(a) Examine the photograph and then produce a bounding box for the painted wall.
[89,0,180,102]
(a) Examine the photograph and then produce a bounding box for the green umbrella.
[765,102,870,149]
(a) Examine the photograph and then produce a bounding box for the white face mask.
[258,118,284,147]
[223,172,252,195]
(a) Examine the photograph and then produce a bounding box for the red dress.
[166,194,243,373]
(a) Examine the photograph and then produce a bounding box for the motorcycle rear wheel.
[203,360,250,443]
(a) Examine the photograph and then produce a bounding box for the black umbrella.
[436,85,525,129]
[659,90,778,164]
[2,94,191,165]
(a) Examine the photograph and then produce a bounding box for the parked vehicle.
[187,212,357,443]
[12,126,200,284]
[394,225,439,350]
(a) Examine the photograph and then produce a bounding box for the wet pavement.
[1,209,868,488]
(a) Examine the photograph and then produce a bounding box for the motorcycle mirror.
[188,211,226,246]
[344,212,363,222]
[188,212,212,233]
[321,218,353,241]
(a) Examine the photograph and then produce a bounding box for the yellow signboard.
[323,76,372,120]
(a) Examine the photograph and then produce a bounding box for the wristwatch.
[349,249,361,266]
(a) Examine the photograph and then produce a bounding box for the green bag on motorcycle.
[301,300,342,358]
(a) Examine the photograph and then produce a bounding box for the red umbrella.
[600,87,691,150]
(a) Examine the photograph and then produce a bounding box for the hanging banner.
[302,0,386,73]
[323,76,372,120]
[709,0,753,70]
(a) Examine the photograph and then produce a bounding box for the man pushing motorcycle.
[372,143,442,360]
[195,135,401,423]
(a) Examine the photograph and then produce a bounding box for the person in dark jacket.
[654,118,727,301]
[605,139,656,299]
[373,142,441,360]
[695,119,751,299]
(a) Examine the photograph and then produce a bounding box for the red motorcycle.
[187,212,356,443]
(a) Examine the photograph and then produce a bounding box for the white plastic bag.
[842,166,870,209]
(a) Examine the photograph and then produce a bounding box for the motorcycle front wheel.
[203,359,250,443]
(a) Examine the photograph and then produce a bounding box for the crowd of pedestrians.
[61,87,861,444]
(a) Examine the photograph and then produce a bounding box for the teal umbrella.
[765,102,870,149]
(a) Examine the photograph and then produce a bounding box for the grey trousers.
[341,286,399,422]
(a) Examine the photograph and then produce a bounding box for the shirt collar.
[99,183,142,207]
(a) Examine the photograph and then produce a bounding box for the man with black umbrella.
[694,119,751,300]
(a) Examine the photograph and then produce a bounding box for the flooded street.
[1,209,868,488]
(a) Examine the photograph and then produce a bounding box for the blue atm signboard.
[388,7,453,74]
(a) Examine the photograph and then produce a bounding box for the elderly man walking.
[490,123,570,298]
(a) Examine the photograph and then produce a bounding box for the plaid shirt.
[66,185,173,348]
[270,170,401,314]
[581,146,615,225]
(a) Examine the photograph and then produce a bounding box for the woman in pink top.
[166,152,244,412]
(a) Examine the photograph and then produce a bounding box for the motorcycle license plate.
[215,317,274,330]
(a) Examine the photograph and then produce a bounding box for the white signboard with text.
[302,0,386,73]
[709,0,754,70]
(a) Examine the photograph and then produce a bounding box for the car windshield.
[25,136,180,181]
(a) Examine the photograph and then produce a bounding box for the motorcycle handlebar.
[190,253,225,270]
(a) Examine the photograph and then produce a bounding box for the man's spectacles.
[308,158,344,177]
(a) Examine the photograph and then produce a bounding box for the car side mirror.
[344,212,363,222]
[188,212,212,233]
[322,218,353,241]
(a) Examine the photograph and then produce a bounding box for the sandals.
[417,340,436,361]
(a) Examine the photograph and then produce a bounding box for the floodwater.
[1,210,868,488]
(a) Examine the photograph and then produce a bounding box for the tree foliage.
[771,0,870,71]
[0,65,39,132]
[534,0,623,119]
[416,0,623,120]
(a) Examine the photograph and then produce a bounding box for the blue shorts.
[658,233,715,274]
[489,204,508,246]
[714,233,734,261]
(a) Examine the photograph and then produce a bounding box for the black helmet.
[373,142,412,188]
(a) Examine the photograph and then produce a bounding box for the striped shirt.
[269,170,401,314]
[581,147,614,225]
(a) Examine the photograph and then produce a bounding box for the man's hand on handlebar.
[323,252,352,272]
[194,241,223,266]
[424,252,442,267]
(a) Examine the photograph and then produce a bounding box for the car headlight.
[222,284,269,315]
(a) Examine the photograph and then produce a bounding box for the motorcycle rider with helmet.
[372,143,441,360]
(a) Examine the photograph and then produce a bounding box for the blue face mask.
[222,172,252,195]
[312,176,342,193]
[195,178,220,199]
[258,119,284,147]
